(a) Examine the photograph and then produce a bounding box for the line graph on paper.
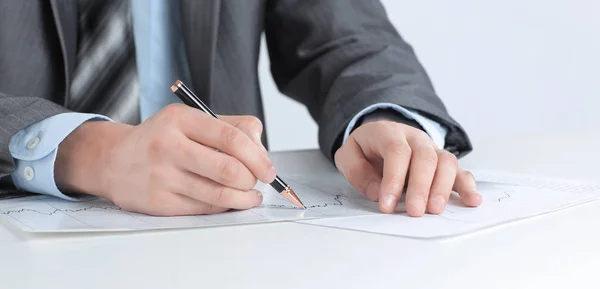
[0,174,381,233]
[298,171,600,239]
[3,170,600,238]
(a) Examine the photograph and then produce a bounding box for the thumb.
[219,115,267,152]
[334,138,382,201]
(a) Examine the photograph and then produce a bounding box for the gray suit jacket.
[0,0,472,193]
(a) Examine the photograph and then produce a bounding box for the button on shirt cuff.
[343,103,448,149]
[9,113,113,200]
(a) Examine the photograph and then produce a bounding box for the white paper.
[1,170,599,237]
[0,173,379,233]
[298,170,600,238]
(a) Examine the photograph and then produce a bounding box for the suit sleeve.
[264,0,472,161]
[0,0,75,194]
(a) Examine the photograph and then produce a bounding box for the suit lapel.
[49,0,78,106]
[179,0,221,105]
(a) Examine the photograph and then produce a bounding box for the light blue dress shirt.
[8,0,447,200]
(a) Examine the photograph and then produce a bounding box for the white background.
[259,0,600,152]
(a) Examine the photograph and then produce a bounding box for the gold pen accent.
[280,185,305,209]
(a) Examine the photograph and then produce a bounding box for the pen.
[170,80,306,209]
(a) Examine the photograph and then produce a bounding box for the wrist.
[54,121,133,198]
[360,109,424,131]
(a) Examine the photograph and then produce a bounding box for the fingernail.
[254,190,264,206]
[267,166,277,181]
[467,192,483,206]
[408,196,426,216]
[382,194,397,212]
[365,182,380,201]
[431,195,446,212]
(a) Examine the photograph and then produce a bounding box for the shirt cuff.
[343,103,448,149]
[9,113,113,200]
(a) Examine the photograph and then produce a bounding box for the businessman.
[0,0,481,217]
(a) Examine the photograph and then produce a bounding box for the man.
[0,0,481,217]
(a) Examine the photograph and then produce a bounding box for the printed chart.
[0,174,379,232]
[1,170,599,238]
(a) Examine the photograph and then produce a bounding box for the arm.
[0,94,70,194]
[264,0,471,160]
[0,0,74,194]
[9,113,112,200]
[265,0,480,217]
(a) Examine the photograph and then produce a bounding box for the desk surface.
[1,131,599,289]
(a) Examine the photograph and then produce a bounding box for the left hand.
[334,120,482,217]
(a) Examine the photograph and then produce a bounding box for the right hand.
[55,104,276,216]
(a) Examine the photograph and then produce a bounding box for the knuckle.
[385,121,411,135]
[363,179,378,195]
[385,141,412,157]
[158,104,186,123]
[147,134,178,154]
[221,126,244,149]
[376,121,400,136]
[239,172,258,191]
[461,170,475,180]
[439,150,458,167]
[417,147,438,165]
[212,186,228,205]
[413,129,430,140]
[218,159,239,183]
[244,116,263,133]
[387,175,407,193]
[389,171,408,183]
[345,161,367,180]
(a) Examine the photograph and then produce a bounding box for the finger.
[169,194,229,215]
[178,138,257,191]
[453,169,483,207]
[334,138,382,201]
[427,149,458,214]
[404,136,438,217]
[129,192,229,216]
[220,115,267,152]
[158,193,230,216]
[363,136,411,214]
[182,112,276,184]
[176,170,264,210]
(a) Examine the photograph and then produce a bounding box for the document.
[299,171,600,238]
[0,170,598,238]
[0,173,378,233]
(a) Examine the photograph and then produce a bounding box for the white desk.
[1,131,599,289]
